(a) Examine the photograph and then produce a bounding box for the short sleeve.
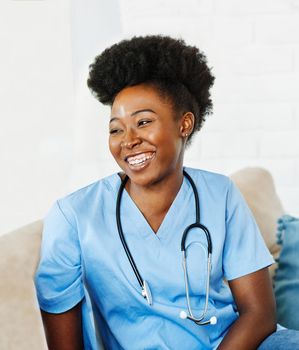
[223,180,274,281]
[34,200,84,313]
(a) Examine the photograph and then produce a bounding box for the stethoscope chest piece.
[142,280,153,305]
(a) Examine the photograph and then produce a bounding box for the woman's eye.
[138,119,152,127]
[109,128,122,135]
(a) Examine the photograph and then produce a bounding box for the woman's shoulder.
[52,172,121,221]
[63,172,119,199]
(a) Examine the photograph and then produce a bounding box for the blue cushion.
[274,215,299,330]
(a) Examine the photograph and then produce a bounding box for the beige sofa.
[0,220,46,350]
[0,167,284,350]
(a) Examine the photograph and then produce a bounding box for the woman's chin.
[126,172,157,188]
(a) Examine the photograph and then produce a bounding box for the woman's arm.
[217,267,276,350]
[40,301,84,350]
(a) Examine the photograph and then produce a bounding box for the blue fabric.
[34,167,274,350]
[258,329,299,349]
[274,215,299,330]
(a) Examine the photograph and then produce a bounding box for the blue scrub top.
[35,167,274,349]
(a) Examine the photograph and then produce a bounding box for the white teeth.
[127,153,154,166]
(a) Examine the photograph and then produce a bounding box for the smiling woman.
[34,35,299,350]
[109,84,191,191]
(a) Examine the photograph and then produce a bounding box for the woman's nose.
[121,129,141,149]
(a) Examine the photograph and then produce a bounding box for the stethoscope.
[116,169,217,326]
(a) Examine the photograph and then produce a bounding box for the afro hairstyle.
[87,35,215,143]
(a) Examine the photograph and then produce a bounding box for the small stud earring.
[185,133,189,137]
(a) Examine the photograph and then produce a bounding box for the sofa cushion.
[230,167,284,254]
[274,215,299,330]
[0,221,46,350]
[230,167,284,279]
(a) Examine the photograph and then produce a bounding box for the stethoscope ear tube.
[180,250,216,326]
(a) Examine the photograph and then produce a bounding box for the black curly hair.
[87,35,215,143]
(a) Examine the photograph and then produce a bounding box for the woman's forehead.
[111,84,171,116]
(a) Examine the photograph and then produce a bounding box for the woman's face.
[109,83,191,187]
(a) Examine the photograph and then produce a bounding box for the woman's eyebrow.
[131,108,156,116]
[109,117,118,124]
[109,109,156,123]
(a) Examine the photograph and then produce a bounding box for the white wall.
[1,0,299,235]
[69,0,123,191]
[117,0,299,216]
[0,0,74,235]
[0,0,122,235]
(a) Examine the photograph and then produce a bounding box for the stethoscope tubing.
[116,174,144,289]
[115,169,215,324]
[182,250,212,324]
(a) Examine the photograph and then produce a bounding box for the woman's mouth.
[126,152,155,169]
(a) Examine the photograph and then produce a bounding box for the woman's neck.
[124,168,184,233]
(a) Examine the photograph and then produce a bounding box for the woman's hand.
[40,301,84,350]
[217,267,276,350]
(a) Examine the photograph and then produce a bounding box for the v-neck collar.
[116,174,192,241]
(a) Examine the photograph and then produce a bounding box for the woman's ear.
[180,112,195,138]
